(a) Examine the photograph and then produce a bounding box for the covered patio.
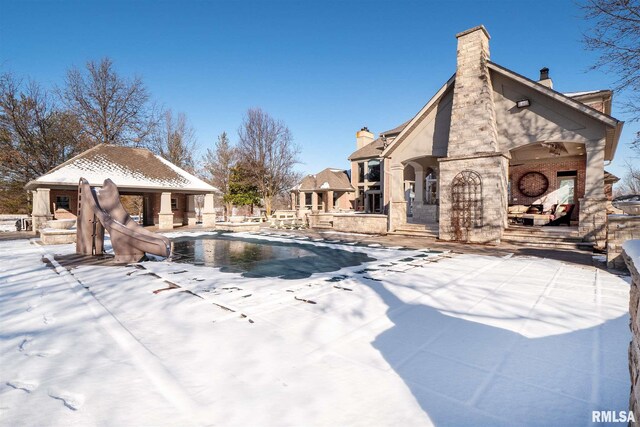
[25,144,218,231]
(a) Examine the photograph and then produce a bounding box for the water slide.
[76,178,171,263]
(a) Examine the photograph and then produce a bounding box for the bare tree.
[203,131,236,219]
[152,109,197,171]
[582,0,640,151]
[617,161,640,195]
[236,108,300,216]
[61,57,155,146]
[0,72,88,213]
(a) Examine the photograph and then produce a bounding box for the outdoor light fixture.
[516,99,531,108]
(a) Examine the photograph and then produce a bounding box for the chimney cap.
[540,67,550,80]
[360,126,370,132]
[455,25,490,40]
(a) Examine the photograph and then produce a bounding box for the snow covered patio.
[0,232,632,426]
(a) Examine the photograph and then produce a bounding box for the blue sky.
[1,0,638,180]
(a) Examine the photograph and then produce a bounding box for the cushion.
[508,205,528,214]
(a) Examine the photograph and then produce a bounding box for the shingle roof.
[380,121,410,137]
[348,138,386,161]
[294,168,354,192]
[26,144,217,193]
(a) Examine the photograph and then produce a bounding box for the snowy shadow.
[365,279,630,426]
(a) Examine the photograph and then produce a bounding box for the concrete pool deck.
[0,232,631,426]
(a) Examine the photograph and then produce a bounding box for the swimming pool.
[170,234,376,280]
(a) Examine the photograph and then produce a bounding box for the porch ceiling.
[509,142,584,164]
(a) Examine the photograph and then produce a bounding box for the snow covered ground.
[0,232,632,426]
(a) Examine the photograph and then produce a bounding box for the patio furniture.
[508,204,545,224]
[545,204,575,227]
[522,214,551,226]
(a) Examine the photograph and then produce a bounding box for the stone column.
[579,139,607,247]
[326,190,334,212]
[158,192,174,230]
[290,192,296,210]
[201,193,216,228]
[299,191,305,209]
[186,195,197,226]
[311,192,318,212]
[388,163,406,232]
[31,188,52,232]
[414,168,425,205]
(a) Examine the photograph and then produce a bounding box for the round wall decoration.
[518,172,549,197]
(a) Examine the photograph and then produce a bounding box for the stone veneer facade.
[625,246,640,423]
[438,26,508,243]
[608,216,640,270]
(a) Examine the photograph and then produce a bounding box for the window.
[557,171,577,204]
[368,160,381,182]
[171,198,178,210]
[358,162,365,183]
[55,196,70,210]
[333,192,339,209]
[305,193,313,209]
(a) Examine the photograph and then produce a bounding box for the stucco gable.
[488,62,623,160]
[381,75,455,159]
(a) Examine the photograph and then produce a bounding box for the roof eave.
[487,62,619,128]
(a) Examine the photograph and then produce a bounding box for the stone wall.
[608,215,640,270]
[438,153,509,244]
[309,213,388,235]
[413,204,438,223]
[624,242,640,422]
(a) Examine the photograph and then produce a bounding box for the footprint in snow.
[7,380,39,393]
[48,388,85,410]
[43,314,55,325]
[18,336,59,357]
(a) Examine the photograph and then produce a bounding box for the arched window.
[451,170,483,239]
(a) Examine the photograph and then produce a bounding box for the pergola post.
[579,138,607,246]
[326,190,334,212]
[202,193,216,228]
[31,188,52,232]
[388,163,406,232]
[158,192,174,230]
[186,195,197,226]
[299,191,306,210]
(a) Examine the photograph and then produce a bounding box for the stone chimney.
[447,25,499,156]
[356,127,374,150]
[538,67,553,89]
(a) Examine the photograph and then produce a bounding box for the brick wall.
[509,157,586,220]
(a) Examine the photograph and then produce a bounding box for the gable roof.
[380,121,410,137]
[380,63,623,161]
[26,144,217,193]
[348,138,387,161]
[293,168,354,192]
[381,74,456,158]
[487,62,623,160]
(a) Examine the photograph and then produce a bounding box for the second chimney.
[538,67,553,89]
[356,127,374,150]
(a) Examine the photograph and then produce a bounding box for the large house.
[294,25,623,245]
